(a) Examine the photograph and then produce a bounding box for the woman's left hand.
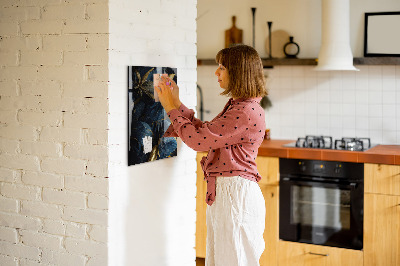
[155,79,177,113]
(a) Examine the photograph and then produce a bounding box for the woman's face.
[215,64,229,89]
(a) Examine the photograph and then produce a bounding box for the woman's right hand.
[163,76,181,109]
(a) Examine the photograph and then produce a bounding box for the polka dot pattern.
[163,97,266,206]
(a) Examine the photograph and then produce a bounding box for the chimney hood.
[314,0,359,71]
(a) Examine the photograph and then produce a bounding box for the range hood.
[314,0,359,71]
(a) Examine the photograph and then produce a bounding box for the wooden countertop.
[258,139,400,165]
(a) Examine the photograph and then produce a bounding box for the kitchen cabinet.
[364,163,400,266]
[256,156,279,266]
[364,193,400,266]
[196,153,400,265]
[196,152,208,258]
[256,156,279,186]
[364,163,400,196]
[259,184,279,266]
[195,154,280,265]
[278,241,363,266]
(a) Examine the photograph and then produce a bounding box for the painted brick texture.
[108,0,198,265]
[1,0,198,265]
[0,1,109,265]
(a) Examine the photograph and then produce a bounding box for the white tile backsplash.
[342,90,355,104]
[383,91,396,104]
[330,116,343,128]
[197,65,400,144]
[369,76,383,91]
[356,117,369,130]
[369,91,383,104]
[355,90,369,104]
[369,104,383,118]
[305,102,317,115]
[383,117,397,131]
[383,77,396,91]
[342,103,356,116]
[342,128,357,138]
[383,104,396,118]
[355,104,369,117]
[370,130,383,144]
[369,117,383,130]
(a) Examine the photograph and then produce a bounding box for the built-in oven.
[279,158,364,250]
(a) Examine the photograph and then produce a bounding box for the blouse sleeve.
[163,103,204,137]
[166,106,253,152]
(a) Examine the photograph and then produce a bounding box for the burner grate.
[296,135,333,149]
[334,137,371,151]
[291,136,372,151]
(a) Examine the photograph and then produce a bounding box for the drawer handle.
[309,252,329,257]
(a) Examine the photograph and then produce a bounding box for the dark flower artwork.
[128,66,178,166]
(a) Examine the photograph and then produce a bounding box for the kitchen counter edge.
[257,139,400,165]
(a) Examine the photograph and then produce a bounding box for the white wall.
[0,1,109,265]
[108,0,198,265]
[198,0,400,58]
[197,0,400,145]
[1,0,197,265]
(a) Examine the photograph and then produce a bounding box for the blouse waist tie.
[200,156,216,206]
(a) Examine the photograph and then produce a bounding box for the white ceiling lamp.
[314,0,359,71]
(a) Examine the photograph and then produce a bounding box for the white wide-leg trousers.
[205,176,266,266]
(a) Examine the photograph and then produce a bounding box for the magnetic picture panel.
[128,66,178,166]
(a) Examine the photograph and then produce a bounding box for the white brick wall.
[108,0,197,265]
[1,0,198,265]
[0,1,109,265]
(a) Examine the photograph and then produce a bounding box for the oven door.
[279,177,363,250]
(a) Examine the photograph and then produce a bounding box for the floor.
[196,257,205,266]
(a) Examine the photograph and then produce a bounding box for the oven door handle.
[281,177,357,188]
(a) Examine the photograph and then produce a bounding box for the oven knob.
[335,164,342,174]
[298,162,306,171]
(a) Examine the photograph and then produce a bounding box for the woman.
[156,45,267,266]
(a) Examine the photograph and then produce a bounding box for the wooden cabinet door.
[256,156,279,186]
[259,185,279,266]
[365,164,400,196]
[364,193,400,266]
[278,241,363,266]
[196,152,208,258]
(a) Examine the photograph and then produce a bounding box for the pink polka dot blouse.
[164,97,266,206]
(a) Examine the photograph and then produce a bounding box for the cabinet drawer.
[278,241,363,266]
[365,164,400,196]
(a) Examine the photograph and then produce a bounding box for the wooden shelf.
[197,57,400,68]
[262,58,317,67]
[353,57,400,65]
[197,58,317,67]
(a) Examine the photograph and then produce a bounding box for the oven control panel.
[280,158,363,180]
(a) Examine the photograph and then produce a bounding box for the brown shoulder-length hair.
[215,45,267,98]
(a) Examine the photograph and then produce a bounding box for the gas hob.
[283,135,376,152]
